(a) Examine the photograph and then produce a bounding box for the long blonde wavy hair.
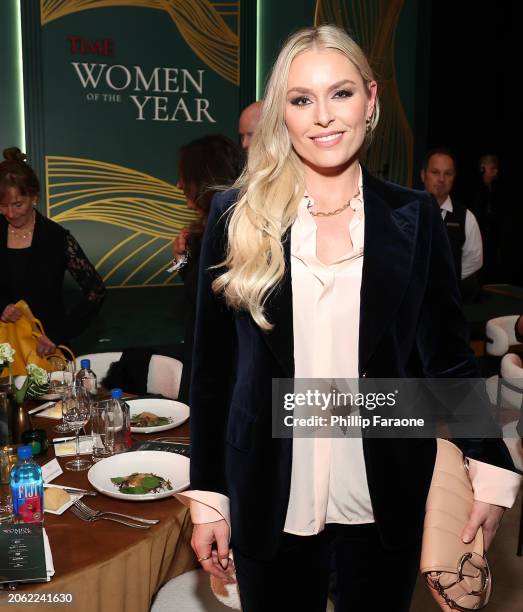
[213,25,379,330]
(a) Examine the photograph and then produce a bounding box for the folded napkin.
[43,529,55,581]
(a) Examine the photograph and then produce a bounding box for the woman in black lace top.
[0,147,105,355]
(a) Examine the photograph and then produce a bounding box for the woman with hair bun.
[0,147,105,355]
[178,26,520,611]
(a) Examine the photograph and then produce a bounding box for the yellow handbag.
[0,300,75,375]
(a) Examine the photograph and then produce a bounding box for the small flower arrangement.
[15,363,50,404]
[0,342,15,374]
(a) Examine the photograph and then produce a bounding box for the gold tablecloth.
[10,410,198,612]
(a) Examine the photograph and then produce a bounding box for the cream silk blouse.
[176,167,521,533]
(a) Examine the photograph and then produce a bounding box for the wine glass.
[51,371,75,433]
[64,386,91,472]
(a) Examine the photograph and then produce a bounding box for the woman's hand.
[461,499,504,551]
[1,304,22,323]
[429,500,504,611]
[173,228,190,258]
[192,520,235,582]
[36,335,56,357]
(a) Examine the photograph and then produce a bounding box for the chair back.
[75,352,123,382]
[500,353,523,411]
[147,355,183,400]
[485,315,519,356]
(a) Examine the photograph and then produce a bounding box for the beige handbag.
[421,439,491,610]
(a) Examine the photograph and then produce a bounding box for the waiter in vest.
[421,148,483,302]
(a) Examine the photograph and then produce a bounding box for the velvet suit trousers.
[233,523,421,612]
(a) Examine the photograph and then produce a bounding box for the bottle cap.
[80,359,91,369]
[111,388,123,399]
[17,445,32,460]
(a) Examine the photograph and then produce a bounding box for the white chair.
[151,569,335,611]
[75,352,123,382]
[496,353,523,556]
[498,353,523,412]
[147,354,183,400]
[76,352,183,400]
[497,353,523,472]
[485,315,520,356]
[151,570,239,612]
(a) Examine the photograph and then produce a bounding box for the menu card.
[0,524,47,584]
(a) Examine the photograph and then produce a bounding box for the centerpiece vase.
[0,369,31,445]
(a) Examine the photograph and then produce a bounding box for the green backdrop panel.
[38,0,240,287]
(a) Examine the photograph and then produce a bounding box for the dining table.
[2,398,199,612]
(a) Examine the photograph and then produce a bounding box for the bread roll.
[44,487,71,511]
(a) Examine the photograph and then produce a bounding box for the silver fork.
[74,499,159,525]
[70,503,149,529]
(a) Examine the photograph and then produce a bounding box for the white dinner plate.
[127,398,189,433]
[87,450,189,501]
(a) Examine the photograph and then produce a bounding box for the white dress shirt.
[284,167,374,534]
[440,196,483,279]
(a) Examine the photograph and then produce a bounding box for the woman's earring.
[365,117,372,133]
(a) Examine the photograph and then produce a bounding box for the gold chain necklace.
[305,192,358,217]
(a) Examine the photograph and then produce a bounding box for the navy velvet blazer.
[189,169,514,560]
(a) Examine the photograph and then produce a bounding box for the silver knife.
[28,401,56,415]
[44,485,97,496]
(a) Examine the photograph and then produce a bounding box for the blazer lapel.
[359,171,420,373]
[261,228,294,378]
[259,170,421,379]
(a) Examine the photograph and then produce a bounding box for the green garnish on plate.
[110,473,173,495]
[130,411,173,428]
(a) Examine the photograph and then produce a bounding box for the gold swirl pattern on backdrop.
[314,0,413,186]
[40,0,239,85]
[46,156,196,288]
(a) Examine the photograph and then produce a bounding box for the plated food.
[88,451,189,501]
[127,398,189,433]
[130,412,173,428]
[110,473,173,495]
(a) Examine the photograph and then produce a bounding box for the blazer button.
[362,372,367,378]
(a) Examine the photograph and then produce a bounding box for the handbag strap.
[30,316,77,366]
[56,344,76,363]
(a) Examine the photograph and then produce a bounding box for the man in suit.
[421,148,483,302]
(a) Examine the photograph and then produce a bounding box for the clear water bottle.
[76,359,97,396]
[111,388,132,453]
[10,446,43,523]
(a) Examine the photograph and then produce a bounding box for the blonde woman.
[177,26,520,611]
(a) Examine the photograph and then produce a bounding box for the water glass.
[51,371,74,433]
[63,386,91,472]
[91,400,115,461]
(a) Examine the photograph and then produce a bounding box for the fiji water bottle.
[111,389,132,452]
[10,446,43,523]
[76,359,98,396]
